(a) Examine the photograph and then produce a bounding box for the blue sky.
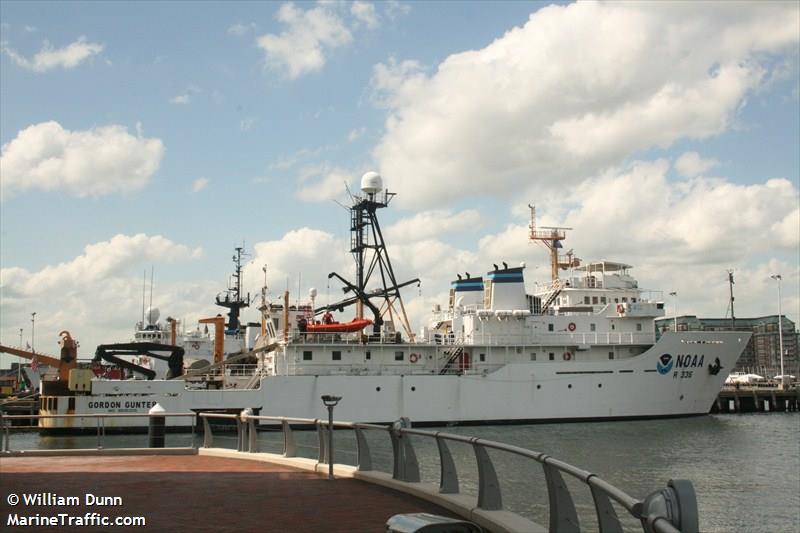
[1,1,798,361]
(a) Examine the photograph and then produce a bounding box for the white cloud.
[294,164,353,202]
[386,209,482,242]
[2,36,103,72]
[347,127,366,142]
[257,2,353,79]
[675,151,719,178]
[352,1,380,30]
[240,117,257,131]
[1,234,203,298]
[385,0,411,20]
[0,121,164,199]
[170,94,190,105]
[228,22,256,36]
[192,177,209,192]
[372,2,800,208]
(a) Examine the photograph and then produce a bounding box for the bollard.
[148,403,166,448]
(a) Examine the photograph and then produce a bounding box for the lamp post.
[669,292,678,331]
[30,312,36,354]
[321,395,341,480]
[770,275,784,389]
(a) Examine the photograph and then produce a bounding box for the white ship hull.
[39,332,749,431]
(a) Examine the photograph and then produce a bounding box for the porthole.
[568,384,572,389]
[376,386,381,392]
[411,386,416,391]
[598,383,602,388]
[536,384,541,389]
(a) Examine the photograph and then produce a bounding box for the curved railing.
[200,412,698,533]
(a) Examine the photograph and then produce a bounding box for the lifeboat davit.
[305,318,373,333]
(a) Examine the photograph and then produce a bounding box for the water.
[7,413,799,532]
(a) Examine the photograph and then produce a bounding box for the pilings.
[712,387,800,414]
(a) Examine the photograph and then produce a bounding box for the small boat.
[305,318,373,333]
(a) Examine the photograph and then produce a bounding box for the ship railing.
[466,331,653,346]
[198,411,698,533]
[0,412,197,452]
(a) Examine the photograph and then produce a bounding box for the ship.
[33,172,750,432]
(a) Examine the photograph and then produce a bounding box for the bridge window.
[395,351,404,361]
[303,350,313,361]
[332,350,342,361]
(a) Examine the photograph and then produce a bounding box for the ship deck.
[0,454,458,532]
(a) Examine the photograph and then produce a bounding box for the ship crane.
[528,204,581,281]
[0,331,78,382]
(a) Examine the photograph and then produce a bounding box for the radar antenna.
[528,204,580,281]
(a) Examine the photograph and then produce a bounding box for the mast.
[326,172,419,338]
[528,204,579,281]
[727,269,735,329]
[215,246,251,331]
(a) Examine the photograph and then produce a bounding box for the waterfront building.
[655,315,798,375]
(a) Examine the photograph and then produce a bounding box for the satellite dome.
[309,287,318,299]
[145,307,160,325]
[361,171,383,194]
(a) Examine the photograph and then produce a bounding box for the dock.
[711,386,800,414]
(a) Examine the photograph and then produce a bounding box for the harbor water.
[8,413,799,532]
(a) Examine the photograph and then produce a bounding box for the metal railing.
[0,412,197,452]
[200,411,698,533]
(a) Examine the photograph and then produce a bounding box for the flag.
[30,354,39,372]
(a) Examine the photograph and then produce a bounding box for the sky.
[1,1,798,364]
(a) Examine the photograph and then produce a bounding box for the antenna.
[141,269,146,325]
[215,246,251,331]
[149,266,154,323]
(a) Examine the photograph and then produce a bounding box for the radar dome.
[145,307,160,325]
[309,287,318,299]
[361,171,383,194]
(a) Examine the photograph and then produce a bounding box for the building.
[655,315,798,376]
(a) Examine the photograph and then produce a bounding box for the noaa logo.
[657,354,674,375]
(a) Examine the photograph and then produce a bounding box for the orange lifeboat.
[305,318,373,333]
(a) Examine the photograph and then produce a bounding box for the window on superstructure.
[548,323,554,332]
[395,351,404,361]
[608,352,614,360]
[592,296,598,304]
[549,353,555,361]
[601,297,607,304]
[332,350,342,361]
[636,323,642,332]
[530,353,536,361]
[632,298,637,303]
[365,351,371,360]
[68,397,75,410]
[303,351,312,361]
[614,298,619,303]
[590,323,596,332]
[622,297,628,303]
[479,353,486,362]
[584,296,590,304]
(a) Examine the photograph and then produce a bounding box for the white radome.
[361,171,383,194]
[145,307,160,325]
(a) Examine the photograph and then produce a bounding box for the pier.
[711,386,800,414]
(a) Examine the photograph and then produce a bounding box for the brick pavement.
[1,455,460,532]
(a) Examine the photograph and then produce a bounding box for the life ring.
[191,341,200,350]
[410,353,420,363]
[616,304,625,314]
[563,352,572,361]
[568,322,576,332]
